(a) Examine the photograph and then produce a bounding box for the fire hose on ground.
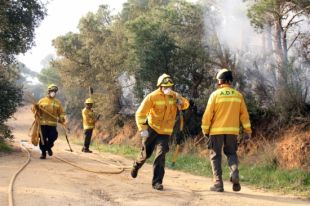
[8,95,131,206]
[8,140,131,206]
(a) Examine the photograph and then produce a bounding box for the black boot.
[230,176,241,192]
[152,183,164,191]
[47,148,53,156]
[210,181,224,192]
[82,148,92,153]
[131,166,139,178]
[40,151,46,159]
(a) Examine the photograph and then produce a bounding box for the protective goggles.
[48,87,58,92]
[162,78,174,84]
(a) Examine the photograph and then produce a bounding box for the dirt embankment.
[99,118,310,171]
[275,126,310,171]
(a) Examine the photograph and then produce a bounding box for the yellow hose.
[53,153,130,174]
[8,142,31,206]
[9,141,129,206]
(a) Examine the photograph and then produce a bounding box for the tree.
[0,0,46,139]
[162,1,211,98]
[52,5,127,119]
[0,68,23,138]
[0,0,46,64]
[127,15,177,95]
[247,0,310,72]
[247,0,310,117]
[126,0,211,99]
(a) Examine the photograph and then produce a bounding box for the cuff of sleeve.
[243,128,252,134]
[138,125,148,131]
[202,130,209,136]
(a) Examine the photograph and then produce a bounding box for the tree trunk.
[273,20,284,66]
[282,31,288,64]
[272,18,287,85]
[265,22,273,53]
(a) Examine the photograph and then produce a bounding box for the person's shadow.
[192,189,309,205]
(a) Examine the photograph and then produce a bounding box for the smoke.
[118,72,139,115]
[204,0,264,53]
[202,0,310,104]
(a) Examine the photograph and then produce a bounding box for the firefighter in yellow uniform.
[82,98,96,153]
[201,69,252,192]
[33,84,65,159]
[131,74,189,190]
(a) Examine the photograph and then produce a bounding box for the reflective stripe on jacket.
[201,84,252,135]
[135,88,189,135]
[82,108,96,130]
[36,96,65,126]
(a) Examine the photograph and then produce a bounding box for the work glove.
[140,130,149,138]
[175,93,183,106]
[57,117,65,124]
[176,98,183,106]
[34,104,40,110]
[243,133,251,142]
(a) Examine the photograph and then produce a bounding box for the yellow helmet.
[216,68,233,82]
[157,73,174,87]
[85,98,94,104]
[47,84,58,91]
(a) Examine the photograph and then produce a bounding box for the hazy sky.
[17,0,126,72]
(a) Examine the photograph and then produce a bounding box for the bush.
[0,74,23,139]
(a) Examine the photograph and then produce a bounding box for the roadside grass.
[94,142,139,159]
[90,142,310,198]
[66,134,310,197]
[0,139,12,152]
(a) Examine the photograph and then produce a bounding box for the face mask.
[49,92,56,98]
[162,87,172,95]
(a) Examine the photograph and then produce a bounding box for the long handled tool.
[171,101,184,167]
[60,124,73,152]
[38,106,73,152]
[26,93,73,152]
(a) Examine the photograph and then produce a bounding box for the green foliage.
[0,69,23,139]
[0,0,46,63]
[94,142,139,159]
[38,66,62,87]
[247,0,276,30]
[0,72,23,124]
[127,15,177,94]
[239,164,310,196]
[0,137,11,152]
[44,0,310,140]
[92,142,310,196]
[275,61,310,121]
[0,0,45,139]
[51,5,128,121]
[126,0,211,99]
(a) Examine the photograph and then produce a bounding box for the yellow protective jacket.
[35,96,65,126]
[82,108,96,130]
[136,88,189,135]
[201,84,252,135]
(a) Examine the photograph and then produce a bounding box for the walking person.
[82,98,96,153]
[33,84,65,159]
[131,74,189,190]
[201,68,252,192]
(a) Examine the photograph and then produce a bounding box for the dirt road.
[1,106,309,206]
